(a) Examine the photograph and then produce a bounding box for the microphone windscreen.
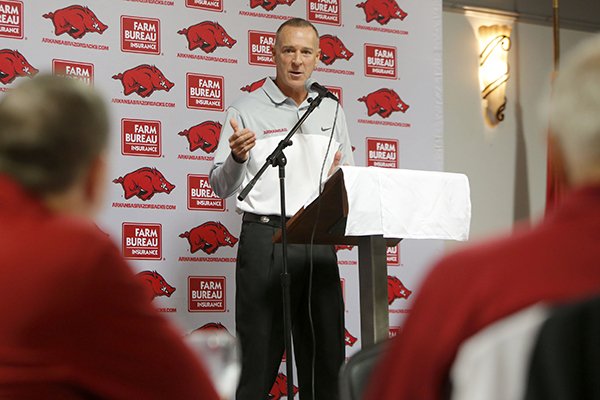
[304,77,316,92]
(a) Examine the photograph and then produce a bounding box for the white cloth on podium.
[336,166,471,241]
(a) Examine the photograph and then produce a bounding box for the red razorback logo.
[43,5,108,39]
[269,373,299,400]
[191,322,235,339]
[113,167,175,201]
[357,0,407,25]
[180,221,238,255]
[178,121,222,153]
[178,21,236,54]
[136,270,176,300]
[0,49,38,85]
[319,35,353,66]
[358,88,409,119]
[335,244,354,252]
[250,0,295,11]
[240,77,266,93]
[345,328,357,347]
[387,275,412,305]
[192,322,231,334]
[112,65,174,98]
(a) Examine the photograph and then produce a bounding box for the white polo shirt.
[210,77,354,217]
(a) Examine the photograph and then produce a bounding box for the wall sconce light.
[465,8,516,128]
[477,24,512,126]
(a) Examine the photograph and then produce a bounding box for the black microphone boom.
[304,78,339,102]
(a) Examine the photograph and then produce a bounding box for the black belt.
[242,212,289,228]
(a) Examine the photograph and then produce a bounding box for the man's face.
[272,25,321,99]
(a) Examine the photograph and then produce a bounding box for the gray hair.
[549,35,600,177]
[0,74,109,194]
[275,17,319,45]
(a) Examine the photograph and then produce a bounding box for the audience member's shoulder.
[434,223,536,273]
[44,213,113,251]
[22,214,123,290]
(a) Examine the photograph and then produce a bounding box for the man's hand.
[327,151,342,177]
[228,118,256,163]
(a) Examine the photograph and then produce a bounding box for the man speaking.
[210,17,354,400]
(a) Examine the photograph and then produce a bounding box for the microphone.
[304,78,338,102]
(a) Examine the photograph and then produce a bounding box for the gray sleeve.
[209,107,247,199]
[335,105,355,166]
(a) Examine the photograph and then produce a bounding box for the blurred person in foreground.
[365,34,600,400]
[0,75,219,400]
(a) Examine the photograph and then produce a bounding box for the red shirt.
[366,184,600,400]
[0,175,219,400]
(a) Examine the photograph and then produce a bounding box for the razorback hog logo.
[179,221,238,255]
[240,77,266,93]
[192,322,231,335]
[43,5,108,39]
[335,244,354,252]
[113,167,175,201]
[178,121,222,153]
[136,270,176,300]
[250,0,295,11]
[358,88,409,119]
[269,373,299,400]
[387,275,412,305]
[112,65,174,98]
[178,21,236,54]
[319,35,353,66]
[357,0,407,25]
[0,50,38,85]
[345,328,358,347]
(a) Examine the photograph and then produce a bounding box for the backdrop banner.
[0,0,442,391]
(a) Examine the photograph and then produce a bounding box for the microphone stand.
[238,93,325,398]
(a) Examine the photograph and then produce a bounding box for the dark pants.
[235,217,345,400]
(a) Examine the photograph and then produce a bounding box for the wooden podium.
[273,168,399,346]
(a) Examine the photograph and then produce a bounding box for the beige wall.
[442,10,593,248]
